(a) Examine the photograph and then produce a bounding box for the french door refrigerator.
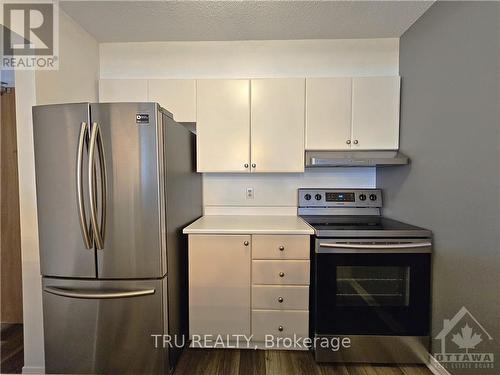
[32,102,202,374]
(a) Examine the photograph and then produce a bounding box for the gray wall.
[377,2,500,374]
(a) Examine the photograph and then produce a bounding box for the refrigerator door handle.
[89,122,106,249]
[96,122,107,246]
[44,286,155,299]
[77,121,92,249]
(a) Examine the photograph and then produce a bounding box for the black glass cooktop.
[301,216,431,238]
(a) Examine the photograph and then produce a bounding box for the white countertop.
[183,215,314,235]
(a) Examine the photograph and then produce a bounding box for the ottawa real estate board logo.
[435,306,494,371]
[2,1,59,69]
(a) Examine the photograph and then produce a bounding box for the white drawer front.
[252,260,310,285]
[252,310,309,341]
[252,235,310,260]
[252,285,309,310]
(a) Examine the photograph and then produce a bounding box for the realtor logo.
[435,306,494,370]
[2,0,59,69]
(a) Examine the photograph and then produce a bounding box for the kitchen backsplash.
[202,167,375,214]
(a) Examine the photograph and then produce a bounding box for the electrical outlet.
[246,187,254,199]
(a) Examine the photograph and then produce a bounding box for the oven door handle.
[318,242,432,253]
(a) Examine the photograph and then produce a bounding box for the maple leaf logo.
[451,324,483,353]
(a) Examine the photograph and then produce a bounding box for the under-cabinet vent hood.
[305,150,409,167]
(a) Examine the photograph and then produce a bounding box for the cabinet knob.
[278,325,284,332]
[279,272,285,277]
[251,163,256,168]
[353,140,359,145]
[279,245,285,251]
[244,241,249,246]
[244,163,249,168]
[278,297,284,303]
[346,140,351,145]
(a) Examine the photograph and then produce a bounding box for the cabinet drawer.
[252,235,309,260]
[252,260,310,285]
[252,285,309,310]
[252,310,309,341]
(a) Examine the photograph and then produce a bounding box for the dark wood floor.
[0,327,434,375]
[0,324,23,374]
[174,349,433,375]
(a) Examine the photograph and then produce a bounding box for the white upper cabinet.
[196,79,251,173]
[306,78,352,150]
[99,79,196,122]
[305,76,401,151]
[251,79,305,173]
[99,79,148,102]
[351,76,401,150]
[148,79,196,123]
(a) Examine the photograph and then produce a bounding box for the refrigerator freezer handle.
[44,286,155,299]
[77,122,92,249]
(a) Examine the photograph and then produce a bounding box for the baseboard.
[427,355,452,375]
[22,366,45,374]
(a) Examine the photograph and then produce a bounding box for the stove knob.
[369,194,377,201]
[304,194,311,201]
[359,194,367,201]
[315,194,322,201]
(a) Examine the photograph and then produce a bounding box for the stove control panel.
[298,189,382,208]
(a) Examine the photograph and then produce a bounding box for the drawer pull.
[244,241,249,246]
[279,245,285,251]
[278,325,284,332]
[279,272,285,278]
[278,297,284,303]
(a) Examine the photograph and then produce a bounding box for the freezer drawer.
[42,277,170,374]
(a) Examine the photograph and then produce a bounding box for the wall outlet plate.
[246,187,254,199]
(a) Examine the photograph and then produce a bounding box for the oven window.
[336,266,410,307]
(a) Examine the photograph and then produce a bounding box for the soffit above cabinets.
[60,1,434,43]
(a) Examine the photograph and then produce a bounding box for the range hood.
[305,150,409,167]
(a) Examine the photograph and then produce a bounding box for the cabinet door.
[148,79,196,122]
[306,78,352,150]
[352,76,400,150]
[251,79,305,172]
[99,79,148,102]
[188,235,251,339]
[196,80,250,172]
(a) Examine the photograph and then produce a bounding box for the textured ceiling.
[60,1,434,42]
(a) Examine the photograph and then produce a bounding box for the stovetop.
[298,188,431,238]
[300,215,431,238]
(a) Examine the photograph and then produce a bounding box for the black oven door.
[314,238,431,336]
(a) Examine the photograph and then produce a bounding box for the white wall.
[36,10,100,104]
[100,38,398,213]
[100,39,398,78]
[16,10,99,373]
[14,69,43,375]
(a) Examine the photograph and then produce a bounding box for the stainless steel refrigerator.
[32,102,202,374]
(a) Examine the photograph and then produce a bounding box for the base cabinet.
[188,234,309,349]
[188,235,251,339]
